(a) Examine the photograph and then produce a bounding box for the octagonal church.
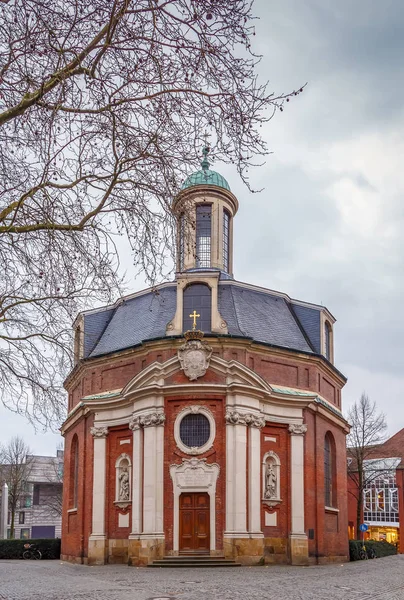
[61,150,349,566]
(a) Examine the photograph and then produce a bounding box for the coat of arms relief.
[178,337,212,381]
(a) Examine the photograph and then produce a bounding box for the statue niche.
[262,451,281,507]
[115,454,132,509]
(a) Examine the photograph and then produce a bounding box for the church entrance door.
[179,492,210,553]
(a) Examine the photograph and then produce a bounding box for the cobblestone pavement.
[1,556,404,600]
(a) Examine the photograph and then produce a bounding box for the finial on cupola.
[201,145,210,171]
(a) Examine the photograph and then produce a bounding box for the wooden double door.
[179,492,210,553]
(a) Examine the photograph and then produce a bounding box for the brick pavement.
[0,556,403,600]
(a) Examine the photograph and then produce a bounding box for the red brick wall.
[304,409,348,559]
[66,343,344,412]
[61,414,94,560]
[106,427,133,539]
[260,424,290,538]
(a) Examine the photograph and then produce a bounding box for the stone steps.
[148,555,241,568]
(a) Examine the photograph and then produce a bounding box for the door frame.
[170,459,220,553]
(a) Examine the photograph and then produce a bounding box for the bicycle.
[359,544,376,560]
[22,543,42,560]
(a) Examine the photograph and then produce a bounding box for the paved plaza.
[0,556,404,600]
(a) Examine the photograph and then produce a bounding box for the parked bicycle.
[22,543,42,560]
[359,544,376,560]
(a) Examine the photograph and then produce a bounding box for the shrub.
[0,538,61,559]
[349,539,397,561]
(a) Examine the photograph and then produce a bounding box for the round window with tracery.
[180,413,210,448]
[174,406,216,455]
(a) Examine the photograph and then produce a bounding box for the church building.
[61,150,350,566]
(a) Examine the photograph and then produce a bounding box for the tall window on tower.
[324,321,332,361]
[223,209,230,273]
[196,205,212,268]
[178,213,185,271]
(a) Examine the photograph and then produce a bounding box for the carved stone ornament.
[178,339,213,381]
[288,424,308,436]
[225,409,265,429]
[170,457,220,490]
[129,411,165,430]
[90,426,109,438]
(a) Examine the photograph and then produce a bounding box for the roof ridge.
[286,301,316,353]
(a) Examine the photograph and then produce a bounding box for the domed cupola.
[181,149,231,192]
[172,147,239,277]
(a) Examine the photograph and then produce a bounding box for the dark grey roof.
[88,286,177,357]
[290,303,321,353]
[218,286,314,353]
[83,281,321,359]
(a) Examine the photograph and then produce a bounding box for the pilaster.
[88,425,108,565]
[288,423,309,565]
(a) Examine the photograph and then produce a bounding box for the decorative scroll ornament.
[129,411,166,430]
[90,426,109,438]
[178,338,213,381]
[288,424,308,436]
[225,409,265,428]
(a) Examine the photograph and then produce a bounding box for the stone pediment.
[121,354,272,401]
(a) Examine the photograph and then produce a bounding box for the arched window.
[69,435,79,509]
[74,326,81,362]
[195,205,212,268]
[223,209,230,273]
[324,432,337,508]
[182,283,212,333]
[178,213,185,271]
[324,321,332,361]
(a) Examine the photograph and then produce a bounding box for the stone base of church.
[289,533,309,565]
[88,535,108,565]
[223,535,265,565]
[108,539,129,564]
[128,535,165,566]
[263,537,288,564]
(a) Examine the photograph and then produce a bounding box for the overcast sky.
[1,0,403,454]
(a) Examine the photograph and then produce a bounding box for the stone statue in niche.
[118,465,130,501]
[264,462,277,499]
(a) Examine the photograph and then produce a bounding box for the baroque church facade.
[61,151,349,566]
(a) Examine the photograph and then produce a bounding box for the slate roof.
[84,281,319,359]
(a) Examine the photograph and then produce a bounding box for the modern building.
[347,428,404,552]
[0,450,63,539]
[61,150,350,566]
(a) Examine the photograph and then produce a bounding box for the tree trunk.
[10,509,15,539]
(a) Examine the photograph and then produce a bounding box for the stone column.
[288,423,309,565]
[88,425,109,565]
[129,417,143,536]
[247,415,265,536]
[0,483,8,539]
[224,410,248,537]
[129,410,165,566]
[224,410,265,564]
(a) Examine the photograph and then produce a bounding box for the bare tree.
[347,393,388,537]
[0,437,33,539]
[0,0,303,428]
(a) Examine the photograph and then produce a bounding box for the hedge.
[0,538,61,559]
[349,539,397,561]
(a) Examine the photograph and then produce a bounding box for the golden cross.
[189,310,200,330]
